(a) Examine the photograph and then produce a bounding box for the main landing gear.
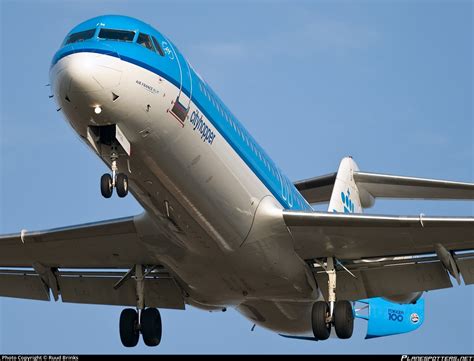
[100,144,129,198]
[119,307,162,347]
[119,265,163,347]
[311,257,354,340]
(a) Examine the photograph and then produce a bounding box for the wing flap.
[456,255,474,285]
[283,211,474,259]
[59,275,185,309]
[0,272,50,301]
[0,269,185,309]
[312,260,452,301]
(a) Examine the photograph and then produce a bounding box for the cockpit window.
[152,36,165,56]
[65,29,96,45]
[98,28,135,42]
[137,33,154,51]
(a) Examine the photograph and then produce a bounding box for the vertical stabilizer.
[328,157,363,214]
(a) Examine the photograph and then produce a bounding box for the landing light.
[94,106,102,114]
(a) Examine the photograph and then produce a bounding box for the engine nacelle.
[355,296,424,339]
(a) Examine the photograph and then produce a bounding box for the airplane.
[0,14,473,348]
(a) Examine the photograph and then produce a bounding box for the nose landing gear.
[116,173,129,198]
[100,174,114,198]
[100,145,129,198]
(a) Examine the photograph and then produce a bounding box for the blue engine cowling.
[355,297,424,339]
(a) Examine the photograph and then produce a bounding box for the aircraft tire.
[334,300,354,339]
[311,301,331,340]
[141,308,162,347]
[116,173,129,198]
[100,174,113,198]
[119,308,139,347]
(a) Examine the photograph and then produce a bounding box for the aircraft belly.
[236,300,314,335]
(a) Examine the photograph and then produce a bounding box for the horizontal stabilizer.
[294,173,337,204]
[293,157,474,207]
[354,171,474,208]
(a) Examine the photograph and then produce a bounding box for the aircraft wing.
[0,214,185,309]
[283,210,474,300]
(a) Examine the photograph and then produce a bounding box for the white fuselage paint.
[51,52,320,335]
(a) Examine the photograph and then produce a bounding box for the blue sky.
[0,0,472,354]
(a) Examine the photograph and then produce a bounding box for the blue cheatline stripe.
[53,49,311,211]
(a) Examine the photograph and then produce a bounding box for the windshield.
[98,28,135,42]
[65,29,96,45]
[137,33,154,51]
[152,36,165,56]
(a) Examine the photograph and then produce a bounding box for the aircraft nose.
[60,52,123,93]
[50,50,125,125]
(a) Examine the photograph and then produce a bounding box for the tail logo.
[341,189,355,213]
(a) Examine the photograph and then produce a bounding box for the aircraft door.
[161,39,193,125]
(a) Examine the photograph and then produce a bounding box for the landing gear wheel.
[119,308,139,347]
[116,173,129,198]
[334,300,354,339]
[100,174,113,198]
[141,308,162,347]
[311,301,331,340]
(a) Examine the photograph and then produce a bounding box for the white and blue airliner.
[1,15,473,347]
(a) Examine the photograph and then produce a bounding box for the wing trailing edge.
[283,209,474,299]
[0,213,186,309]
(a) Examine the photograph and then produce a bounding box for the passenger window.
[98,28,135,42]
[65,29,96,45]
[152,36,165,56]
[137,33,154,51]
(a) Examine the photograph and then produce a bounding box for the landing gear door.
[86,126,101,154]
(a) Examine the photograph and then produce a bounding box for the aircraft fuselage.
[50,15,319,335]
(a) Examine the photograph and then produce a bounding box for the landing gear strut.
[118,265,162,347]
[311,257,354,340]
[101,144,128,198]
